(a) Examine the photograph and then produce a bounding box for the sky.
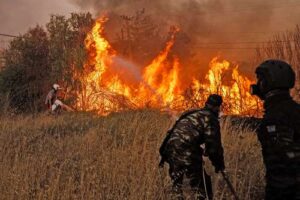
[0,0,90,48]
[0,0,85,35]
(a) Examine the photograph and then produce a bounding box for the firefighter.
[159,94,225,200]
[45,84,73,114]
[251,59,300,200]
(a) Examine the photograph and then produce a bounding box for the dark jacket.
[257,91,300,176]
[160,107,224,169]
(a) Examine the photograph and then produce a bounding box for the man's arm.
[290,103,300,147]
[45,91,52,105]
[54,100,74,112]
[45,90,56,105]
[203,116,225,173]
[61,103,74,112]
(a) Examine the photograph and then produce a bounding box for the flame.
[206,58,230,94]
[142,27,180,107]
[75,16,261,116]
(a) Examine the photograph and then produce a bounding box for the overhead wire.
[0,33,19,38]
[195,40,294,45]
[0,31,295,50]
[194,0,300,16]
[0,0,299,51]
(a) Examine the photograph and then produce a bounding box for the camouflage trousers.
[168,161,213,200]
[265,169,300,200]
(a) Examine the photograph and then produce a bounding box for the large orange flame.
[75,16,261,116]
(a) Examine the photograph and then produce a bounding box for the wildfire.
[75,16,261,116]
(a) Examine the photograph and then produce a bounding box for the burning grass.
[74,17,261,116]
[0,110,264,199]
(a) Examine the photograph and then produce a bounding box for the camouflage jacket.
[160,108,224,168]
[257,92,300,174]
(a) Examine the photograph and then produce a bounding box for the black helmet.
[206,94,223,107]
[255,59,295,93]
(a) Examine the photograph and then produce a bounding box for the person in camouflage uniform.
[251,60,300,200]
[159,94,225,200]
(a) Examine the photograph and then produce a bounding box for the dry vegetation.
[255,25,300,101]
[0,110,264,200]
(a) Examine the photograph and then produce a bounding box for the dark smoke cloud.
[68,0,300,63]
[1,0,300,75]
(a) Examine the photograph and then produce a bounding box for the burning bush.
[75,16,262,116]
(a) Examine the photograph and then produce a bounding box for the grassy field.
[0,110,265,200]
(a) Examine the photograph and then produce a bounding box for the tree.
[46,13,94,105]
[0,26,50,112]
[255,25,300,100]
[0,12,94,113]
[114,9,164,66]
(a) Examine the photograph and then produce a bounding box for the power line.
[193,39,298,49]
[195,47,257,50]
[199,1,300,15]
[0,31,292,48]
[195,30,286,35]
[196,40,294,45]
[1,29,294,45]
[225,0,298,9]
[195,42,298,50]
[167,1,300,38]
[166,1,300,18]
[0,33,19,38]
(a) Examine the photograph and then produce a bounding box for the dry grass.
[0,110,264,200]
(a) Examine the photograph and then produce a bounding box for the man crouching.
[159,94,225,200]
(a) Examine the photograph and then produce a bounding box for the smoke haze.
[1,0,300,68]
[68,0,300,63]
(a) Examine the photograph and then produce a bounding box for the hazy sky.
[1,0,300,35]
[0,0,87,35]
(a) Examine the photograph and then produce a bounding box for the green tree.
[0,26,50,112]
[0,12,94,113]
[46,13,94,105]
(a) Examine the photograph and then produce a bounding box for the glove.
[159,158,165,168]
[214,161,225,173]
[215,166,225,173]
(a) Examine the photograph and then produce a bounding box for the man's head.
[251,59,295,100]
[53,84,61,91]
[205,94,223,113]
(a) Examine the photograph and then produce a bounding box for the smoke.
[1,0,299,75]
[68,0,300,62]
[66,0,300,83]
[111,56,142,82]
